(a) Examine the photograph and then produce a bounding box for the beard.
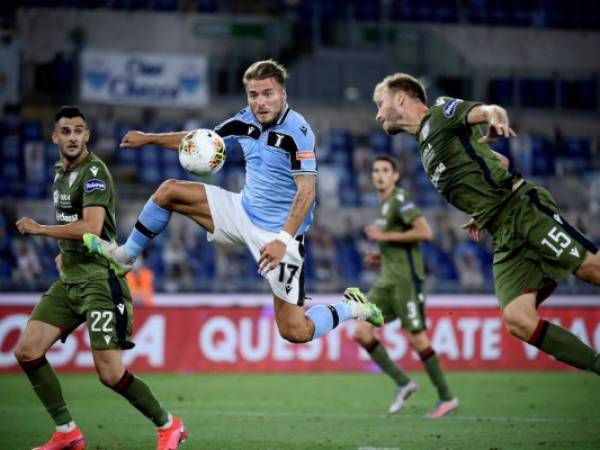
[60,143,85,161]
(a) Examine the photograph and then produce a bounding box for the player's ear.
[393,90,404,108]
[83,128,90,144]
[51,130,58,145]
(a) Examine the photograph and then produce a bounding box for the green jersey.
[53,152,117,282]
[376,187,425,282]
[417,97,519,229]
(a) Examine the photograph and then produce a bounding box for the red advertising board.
[1,300,599,372]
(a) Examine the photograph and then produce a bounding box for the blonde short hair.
[243,59,288,87]
[373,73,427,104]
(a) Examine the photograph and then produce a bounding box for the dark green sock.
[420,347,453,401]
[529,320,599,374]
[366,340,411,386]
[19,356,72,426]
[109,371,169,426]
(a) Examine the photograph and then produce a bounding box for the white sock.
[56,421,76,433]
[158,413,173,430]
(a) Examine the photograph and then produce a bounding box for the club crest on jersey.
[443,99,462,117]
[84,179,106,193]
[68,171,78,188]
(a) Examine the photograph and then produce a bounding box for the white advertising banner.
[80,49,208,107]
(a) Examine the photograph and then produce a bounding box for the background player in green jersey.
[372,73,600,376]
[353,155,457,418]
[14,106,186,450]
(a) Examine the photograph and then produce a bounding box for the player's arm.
[16,206,106,240]
[258,174,316,274]
[365,216,433,243]
[120,130,187,151]
[466,104,516,144]
[282,174,316,237]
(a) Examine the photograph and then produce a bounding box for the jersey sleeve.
[81,163,113,209]
[394,190,422,225]
[433,96,481,130]
[290,123,317,173]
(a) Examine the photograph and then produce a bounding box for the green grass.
[1,372,599,450]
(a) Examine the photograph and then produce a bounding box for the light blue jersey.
[215,104,317,234]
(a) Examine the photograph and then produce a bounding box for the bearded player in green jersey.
[353,155,457,418]
[370,73,600,376]
[14,106,186,450]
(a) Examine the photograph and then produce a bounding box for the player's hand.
[120,131,148,149]
[16,217,44,235]
[461,218,485,242]
[364,225,385,241]
[55,254,63,274]
[478,115,516,144]
[364,252,381,268]
[258,240,286,275]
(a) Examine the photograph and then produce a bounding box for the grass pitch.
[1,371,599,450]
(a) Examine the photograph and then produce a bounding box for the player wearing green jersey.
[14,106,186,450]
[372,73,600,375]
[353,156,457,418]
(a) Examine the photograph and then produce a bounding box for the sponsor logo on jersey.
[84,179,106,193]
[431,162,446,188]
[103,335,111,345]
[90,166,99,176]
[56,212,79,223]
[299,125,308,136]
[117,303,125,315]
[400,203,415,213]
[422,143,435,171]
[443,99,461,117]
[53,190,59,206]
[569,247,580,258]
[296,151,315,161]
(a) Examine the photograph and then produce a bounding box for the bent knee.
[14,342,44,363]
[153,179,181,208]
[279,323,312,344]
[503,312,538,341]
[97,370,124,387]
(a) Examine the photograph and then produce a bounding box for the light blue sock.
[122,199,172,259]
[305,302,352,340]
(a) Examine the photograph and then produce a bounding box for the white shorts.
[204,184,306,305]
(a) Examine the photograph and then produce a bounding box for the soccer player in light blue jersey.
[84,60,382,343]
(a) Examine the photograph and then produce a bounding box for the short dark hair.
[243,59,288,87]
[374,155,399,172]
[54,106,86,123]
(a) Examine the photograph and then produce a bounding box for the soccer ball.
[178,129,226,176]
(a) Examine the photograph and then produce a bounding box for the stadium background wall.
[1,295,598,373]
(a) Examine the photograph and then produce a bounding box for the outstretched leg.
[84,179,213,274]
[273,288,383,344]
[503,292,600,374]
